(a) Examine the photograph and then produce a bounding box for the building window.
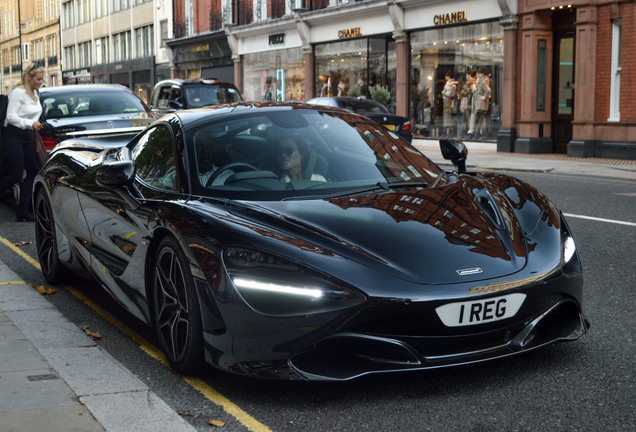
[113,31,131,61]
[185,0,193,35]
[64,46,76,69]
[608,20,621,122]
[49,35,57,57]
[78,41,92,67]
[160,20,168,46]
[95,36,108,64]
[135,25,154,58]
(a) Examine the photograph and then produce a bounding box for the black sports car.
[34,102,588,381]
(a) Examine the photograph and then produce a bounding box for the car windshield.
[337,99,389,114]
[41,90,149,119]
[187,107,441,200]
[185,84,243,108]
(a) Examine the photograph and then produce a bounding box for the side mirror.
[439,139,468,173]
[96,161,135,187]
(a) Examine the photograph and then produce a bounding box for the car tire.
[34,189,64,285]
[152,236,204,374]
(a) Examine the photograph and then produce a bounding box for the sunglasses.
[278,147,298,156]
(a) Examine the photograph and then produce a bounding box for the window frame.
[608,19,621,122]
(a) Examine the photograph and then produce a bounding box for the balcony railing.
[48,55,58,66]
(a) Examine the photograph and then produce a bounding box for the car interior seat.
[46,107,64,118]
[304,151,330,180]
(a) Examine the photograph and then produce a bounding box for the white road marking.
[564,213,636,227]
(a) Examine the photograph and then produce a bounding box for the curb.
[0,261,196,432]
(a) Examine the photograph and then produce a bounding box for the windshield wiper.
[282,181,428,201]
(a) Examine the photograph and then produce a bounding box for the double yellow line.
[0,235,272,432]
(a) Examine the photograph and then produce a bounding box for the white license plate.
[383,124,396,131]
[435,293,526,327]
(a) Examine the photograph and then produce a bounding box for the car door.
[78,124,182,322]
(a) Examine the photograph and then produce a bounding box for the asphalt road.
[0,170,634,432]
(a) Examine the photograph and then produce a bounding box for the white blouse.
[5,87,42,130]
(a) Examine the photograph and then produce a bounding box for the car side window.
[132,125,179,191]
[156,86,171,108]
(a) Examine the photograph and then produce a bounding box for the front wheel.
[34,189,64,285]
[152,236,204,374]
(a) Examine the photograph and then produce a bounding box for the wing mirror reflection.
[96,161,135,187]
[439,139,468,173]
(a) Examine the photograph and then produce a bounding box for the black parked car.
[39,84,155,152]
[149,78,243,117]
[34,102,587,380]
[306,96,413,143]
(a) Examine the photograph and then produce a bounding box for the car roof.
[39,84,133,94]
[170,101,355,125]
[154,78,237,87]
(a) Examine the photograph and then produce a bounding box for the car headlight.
[224,247,366,316]
[563,235,576,264]
[560,215,581,274]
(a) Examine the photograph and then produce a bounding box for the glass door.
[552,33,575,153]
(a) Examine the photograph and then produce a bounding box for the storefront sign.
[63,69,90,79]
[269,33,285,46]
[434,11,468,25]
[193,44,209,53]
[338,27,362,39]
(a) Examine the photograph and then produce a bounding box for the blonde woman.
[0,63,44,221]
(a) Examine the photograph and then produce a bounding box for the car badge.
[456,267,483,276]
[106,121,116,128]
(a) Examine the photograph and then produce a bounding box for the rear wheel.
[34,189,64,284]
[152,236,204,373]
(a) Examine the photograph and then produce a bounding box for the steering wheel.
[205,162,258,187]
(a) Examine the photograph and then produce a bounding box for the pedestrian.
[0,63,45,222]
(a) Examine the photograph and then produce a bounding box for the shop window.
[410,22,503,141]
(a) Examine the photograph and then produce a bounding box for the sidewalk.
[413,138,636,180]
[0,140,634,432]
[0,261,196,432]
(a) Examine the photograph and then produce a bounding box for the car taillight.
[41,134,57,151]
[402,121,412,131]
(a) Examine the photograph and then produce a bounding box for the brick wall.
[595,3,635,123]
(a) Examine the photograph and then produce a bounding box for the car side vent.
[474,189,505,231]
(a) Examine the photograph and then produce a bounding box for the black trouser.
[0,125,38,213]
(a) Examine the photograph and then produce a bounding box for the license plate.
[383,124,396,131]
[435,293,526,327]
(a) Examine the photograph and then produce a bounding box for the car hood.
[228,177,535,284]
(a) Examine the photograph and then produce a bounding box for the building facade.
[57,0,172,103]
[511,0,635,159]
[1,1,634,159]
[0,0,62,94]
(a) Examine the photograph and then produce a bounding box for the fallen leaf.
[81,327,102,340]
[209,419,225,427]
[14,241,31,246]
[36,286,47,295]
[46,288,57,295]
